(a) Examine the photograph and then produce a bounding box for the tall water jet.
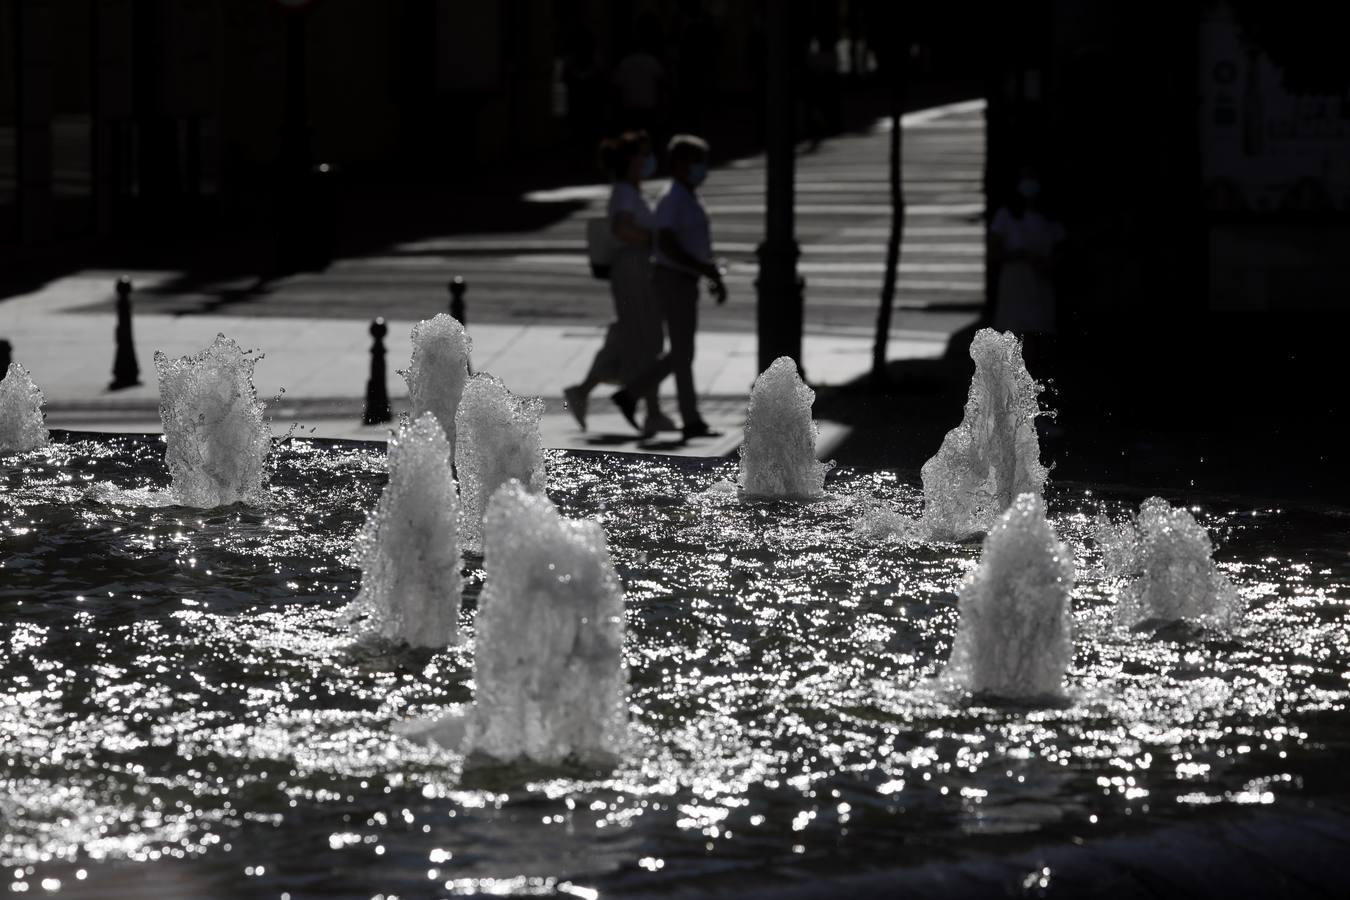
[346,413,463,648]
[738,356,832,500]
[466,480,628,765]
[921,328,1047,541]
[155,334,270,507]
[404,314,472,457]
[454,373,546,553]
[1097,497,1241,630]
[943,492,1074,700]
[0,363,49,454]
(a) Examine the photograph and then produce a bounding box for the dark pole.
[871,25,907,383]
[755,1,803,377]
[109,277,141,390]
[0,340,12,375]
[363,317,391,425]
[448,276,467,327]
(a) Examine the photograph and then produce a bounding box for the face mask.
[688,162,708,188]
[640,155,656,179]
[1017,177,1041,200]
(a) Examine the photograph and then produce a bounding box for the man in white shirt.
[613,134,726,440]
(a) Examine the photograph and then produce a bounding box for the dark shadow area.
[637,436,691,452]
[815,321,1350,508]
[584,433,643,447]
[1,66,978,311]
[812,321,979,474]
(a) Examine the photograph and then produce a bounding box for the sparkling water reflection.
[1,434,1347,897]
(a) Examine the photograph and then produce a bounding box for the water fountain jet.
[454,373,546,553]
[155,334,270,507]
[346,413,463,648]
[1098,496,1241,630]
[738,356,832,500]
[465,479,627,765]
[0,363,49,454]
[921,329,1047,541]
[403,314,472,457]
[943,492,1074,700]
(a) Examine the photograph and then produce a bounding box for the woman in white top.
[990,174,1065,336]
[564,131,674,436]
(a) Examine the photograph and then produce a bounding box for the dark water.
[1,434,1348,898]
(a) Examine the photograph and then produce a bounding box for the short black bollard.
[448,276,466,328]
[0,339,12,374]
[362,317,392,425]
[109,277,141,390]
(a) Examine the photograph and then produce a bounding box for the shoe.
[611,390,640,431]
[642,411,678,438]
[562,386,588,430]
[681,420,723,441]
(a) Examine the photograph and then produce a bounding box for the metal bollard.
[0,339,12,374]
[109,277,142,390]
[362,317,392,425]
[448,276,466,328]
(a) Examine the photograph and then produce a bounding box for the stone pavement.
[1,270,956,457]
[0,99,986,459]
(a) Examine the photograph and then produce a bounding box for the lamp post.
[755,1,804,377]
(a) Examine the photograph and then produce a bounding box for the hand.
[710,276,727,305]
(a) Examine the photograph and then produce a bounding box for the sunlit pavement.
[1,100,986,456]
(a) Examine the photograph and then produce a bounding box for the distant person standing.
[613,135,726,441]
[990,173,1065,365]
[563,132,675,437]
[612,24,666,139]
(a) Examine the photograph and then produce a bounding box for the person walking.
[564,132,675,437]
[612,134,726,441]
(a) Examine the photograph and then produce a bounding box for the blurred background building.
[2,1,1346,444]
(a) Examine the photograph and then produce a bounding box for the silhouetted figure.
[612,15,666,140]
[564,132,673,437]
[612,135,726,441]
[990,173,1065,370]
[801,25,840,150]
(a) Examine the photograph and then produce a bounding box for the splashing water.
[4,438,1350,895]
[465,480,628,765]
[943,492,1074,700]
[454,373,546,553]
[154,334,270,507]
[1097,496,1242,630]
[738,356,832,500]
[404,314,472,457]
[0,363,49,454]
[920,329,1047,541]
[346,413,463,648]
[855,500,916,542]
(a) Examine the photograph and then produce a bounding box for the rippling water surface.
[1,434,1348,897]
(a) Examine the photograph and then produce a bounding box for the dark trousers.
[626,266,702,425]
